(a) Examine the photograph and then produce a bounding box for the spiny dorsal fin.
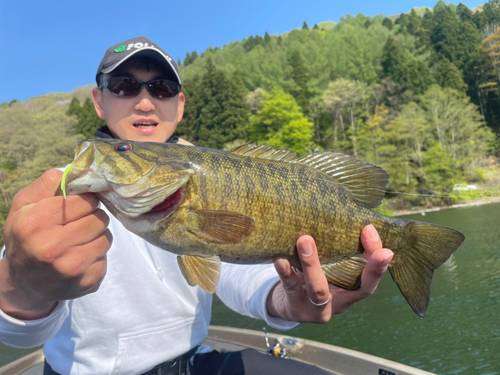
[296,152,388,208]
[229,143,298,162]
[177,255,221,293]
[229,144,387,208]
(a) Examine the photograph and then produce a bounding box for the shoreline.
[392,196,500,217]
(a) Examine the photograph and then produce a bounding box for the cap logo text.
[127,42,155,50]
[114,42,156,53]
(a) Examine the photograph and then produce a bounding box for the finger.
[40,209,110,258]
[360,225,383,260]
[10,170,63,212]
[296,235,330,305]
[60,208,110,244]
[273,259,303,295]
[357,248,394,298]
[53,228,113,278]
[18,193,101,229]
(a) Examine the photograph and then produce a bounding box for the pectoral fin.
[322,257,368,290]
[187,209,255,244]
[177,255,221,294]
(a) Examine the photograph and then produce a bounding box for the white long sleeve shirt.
[0,207,297,375]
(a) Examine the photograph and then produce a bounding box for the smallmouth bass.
[57,139,465,317]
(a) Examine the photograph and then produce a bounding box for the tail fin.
[388,220,464,318]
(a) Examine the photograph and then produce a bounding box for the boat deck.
[0,326,434,375]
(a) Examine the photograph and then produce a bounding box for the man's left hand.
[266,225,394,323]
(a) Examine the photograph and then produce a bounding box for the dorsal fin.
[296,152,388,208]
[229,144,387,209]
[229,143,298,162]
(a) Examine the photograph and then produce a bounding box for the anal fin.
[322,257,368,290]
[177,255,221,294]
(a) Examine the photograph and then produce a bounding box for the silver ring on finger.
[309,293,332,307]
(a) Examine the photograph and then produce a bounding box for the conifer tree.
[430,5,480,71]
[381,37,433,94]
[303,21,309,30]
[289,50,310,114]
[176,75,200,142]
[382,17,393,30]
[477,0,500,29]
[187,59,249,149]
[457,3,474,23]
[434,58,468,93]
[184,52,193,66]
[66,97,105,139]
[264,32,271,45]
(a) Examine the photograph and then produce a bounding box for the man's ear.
[176,92,186,123]
[92,87,106,120]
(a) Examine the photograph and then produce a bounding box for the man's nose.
[134,88,156,112]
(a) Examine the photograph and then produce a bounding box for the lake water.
[1,203,499,374]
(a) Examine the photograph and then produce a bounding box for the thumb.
[10,169,63,212]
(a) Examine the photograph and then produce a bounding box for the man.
[0,37,393,374]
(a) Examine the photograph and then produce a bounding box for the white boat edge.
[205,325,435,375]
[0,325,436,375]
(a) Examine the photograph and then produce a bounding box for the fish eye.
[114,143,132,152]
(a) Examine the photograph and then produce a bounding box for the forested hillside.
[2,0,500,247]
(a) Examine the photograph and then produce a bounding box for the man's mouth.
[134,122,158,129]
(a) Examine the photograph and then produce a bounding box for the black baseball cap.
[95,36,181,85]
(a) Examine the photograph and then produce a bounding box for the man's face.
[92,58,185,143]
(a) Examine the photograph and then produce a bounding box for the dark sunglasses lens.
[109,77,142,96]
[148,80,179,98]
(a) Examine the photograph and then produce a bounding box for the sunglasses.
[99,76,180,99]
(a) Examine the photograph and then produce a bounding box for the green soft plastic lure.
[60,164,73,199]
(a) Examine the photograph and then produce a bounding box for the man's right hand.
[0,169,112,320]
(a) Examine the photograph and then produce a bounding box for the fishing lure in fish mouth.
[60,164,73,199]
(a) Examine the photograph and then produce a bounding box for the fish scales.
[59,139,465,317]
[171,145,379,262]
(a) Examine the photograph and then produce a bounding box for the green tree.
[358,104,390,165]
[246,88,266,115]
[264,32,271,45]
[66,97,105,139]
[289,50,310,114]
[381,37,433,94]
[481,26,500,83]
[176,74,201,142]
[457,3,474,23]
[387,102,432,192]
[322,79,368,156]
[430,5,480,71]
[184,52,193,66]
[247,87,317,155]
[187,59,249,149]
[420,85,494,164]
[434,57,468,92]
[382,17,393,30]
[395,9,422,36]
[476,0,500,29]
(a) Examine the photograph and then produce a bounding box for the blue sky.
[0,0,485,104]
